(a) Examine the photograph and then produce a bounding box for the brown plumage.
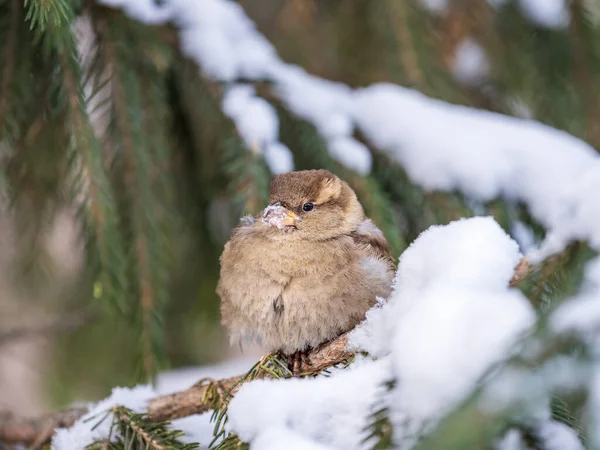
[216,169,395,363]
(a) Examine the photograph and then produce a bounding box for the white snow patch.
[264,142,294,175]
[261,203,294,229]
[227,358,390,450]
[518,0,570,29]
[496,429,527,450]
[52,385,156,450]
[351,217,535,439]
[418,0,448,14]
[328,137,372,175]
[511,220,536,254]
[537,420,583,450]
[489,0,569,28]
[222,84,278,148]
[496,421,583,450]
[351,83,600,266]
[251,427,337,450]
[551,258,600,337]
[52,357,256,450]
[452,38,490,86]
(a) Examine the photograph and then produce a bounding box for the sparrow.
[216,169,395,374]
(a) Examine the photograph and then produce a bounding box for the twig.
[0,332,353,445]
[510,256,531,287]
[0,408,87,445]
[0,258,530,446]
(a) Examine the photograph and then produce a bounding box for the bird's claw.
[287,350,312,377]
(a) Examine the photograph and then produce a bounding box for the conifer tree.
[0,1,598,449]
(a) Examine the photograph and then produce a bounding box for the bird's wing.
[217,215,271,349]
[351,218,395,269]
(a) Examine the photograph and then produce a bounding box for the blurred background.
[0,0,597,417]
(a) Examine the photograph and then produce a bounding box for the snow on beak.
[262,202,296,229]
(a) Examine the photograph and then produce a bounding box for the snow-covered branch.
[0,240,532,448]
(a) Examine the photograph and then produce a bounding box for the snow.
[228,358,390,450]
[349,217,535,445]
[537,420,584,450]
[250,427,337,450]
[221,85,293,174]
[52,385,155,450]
[351,83,600,266]
[418,0,448,14]
[222,86,278,146]
[452,38,490,86]
[263,143,294,175]
[328,137,372,175]
[518,0,570,29]
[97,0,372,176]
[510,220,537,253]
[496,429,527,450]
[488,0,569,28]
[551,257,600,337]
[497,421,583,450]
[52,357,257,450]
[223,217,535,449]
[261,203,294,229]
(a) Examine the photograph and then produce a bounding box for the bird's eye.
[302,202,314,212]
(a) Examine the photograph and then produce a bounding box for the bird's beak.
[281,211,296,227]
[262,203,296,228]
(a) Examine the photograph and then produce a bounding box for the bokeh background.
[0,0,597,418]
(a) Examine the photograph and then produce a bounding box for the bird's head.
[260,169,364,240]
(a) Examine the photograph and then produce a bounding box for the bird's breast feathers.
[218,216,395,353]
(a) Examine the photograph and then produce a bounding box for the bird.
[216,169,395,375]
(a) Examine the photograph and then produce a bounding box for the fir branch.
[57,18,131,316]
[210,354,292,449]
[86,406,199,450]
[385,0,424,89]
[213,434,248,450]
[171,55,271,216]
[569,0,600,151]
[0,257,533,446]
[0,331,355,446]
[24,0,71,34]
[363,379,397,450]
[0,0,19,131]
[92,12,177,381]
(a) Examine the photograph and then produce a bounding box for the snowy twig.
[509,256,532,287]
[144,332,352,422]
[0,258,529,446]
[0,334,353,445]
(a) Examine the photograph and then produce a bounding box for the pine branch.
[0,0,19,130]
[363,380,397,450]
[86,406,199,450]
[385,0,424,89]
[0,331,355,446]
[0,257,531,446]
[90,11,179,381]
[24,0,71,35]
[212,434,248,450]
[57,15,131,316]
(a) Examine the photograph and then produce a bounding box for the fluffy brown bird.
[217,169,395,374]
